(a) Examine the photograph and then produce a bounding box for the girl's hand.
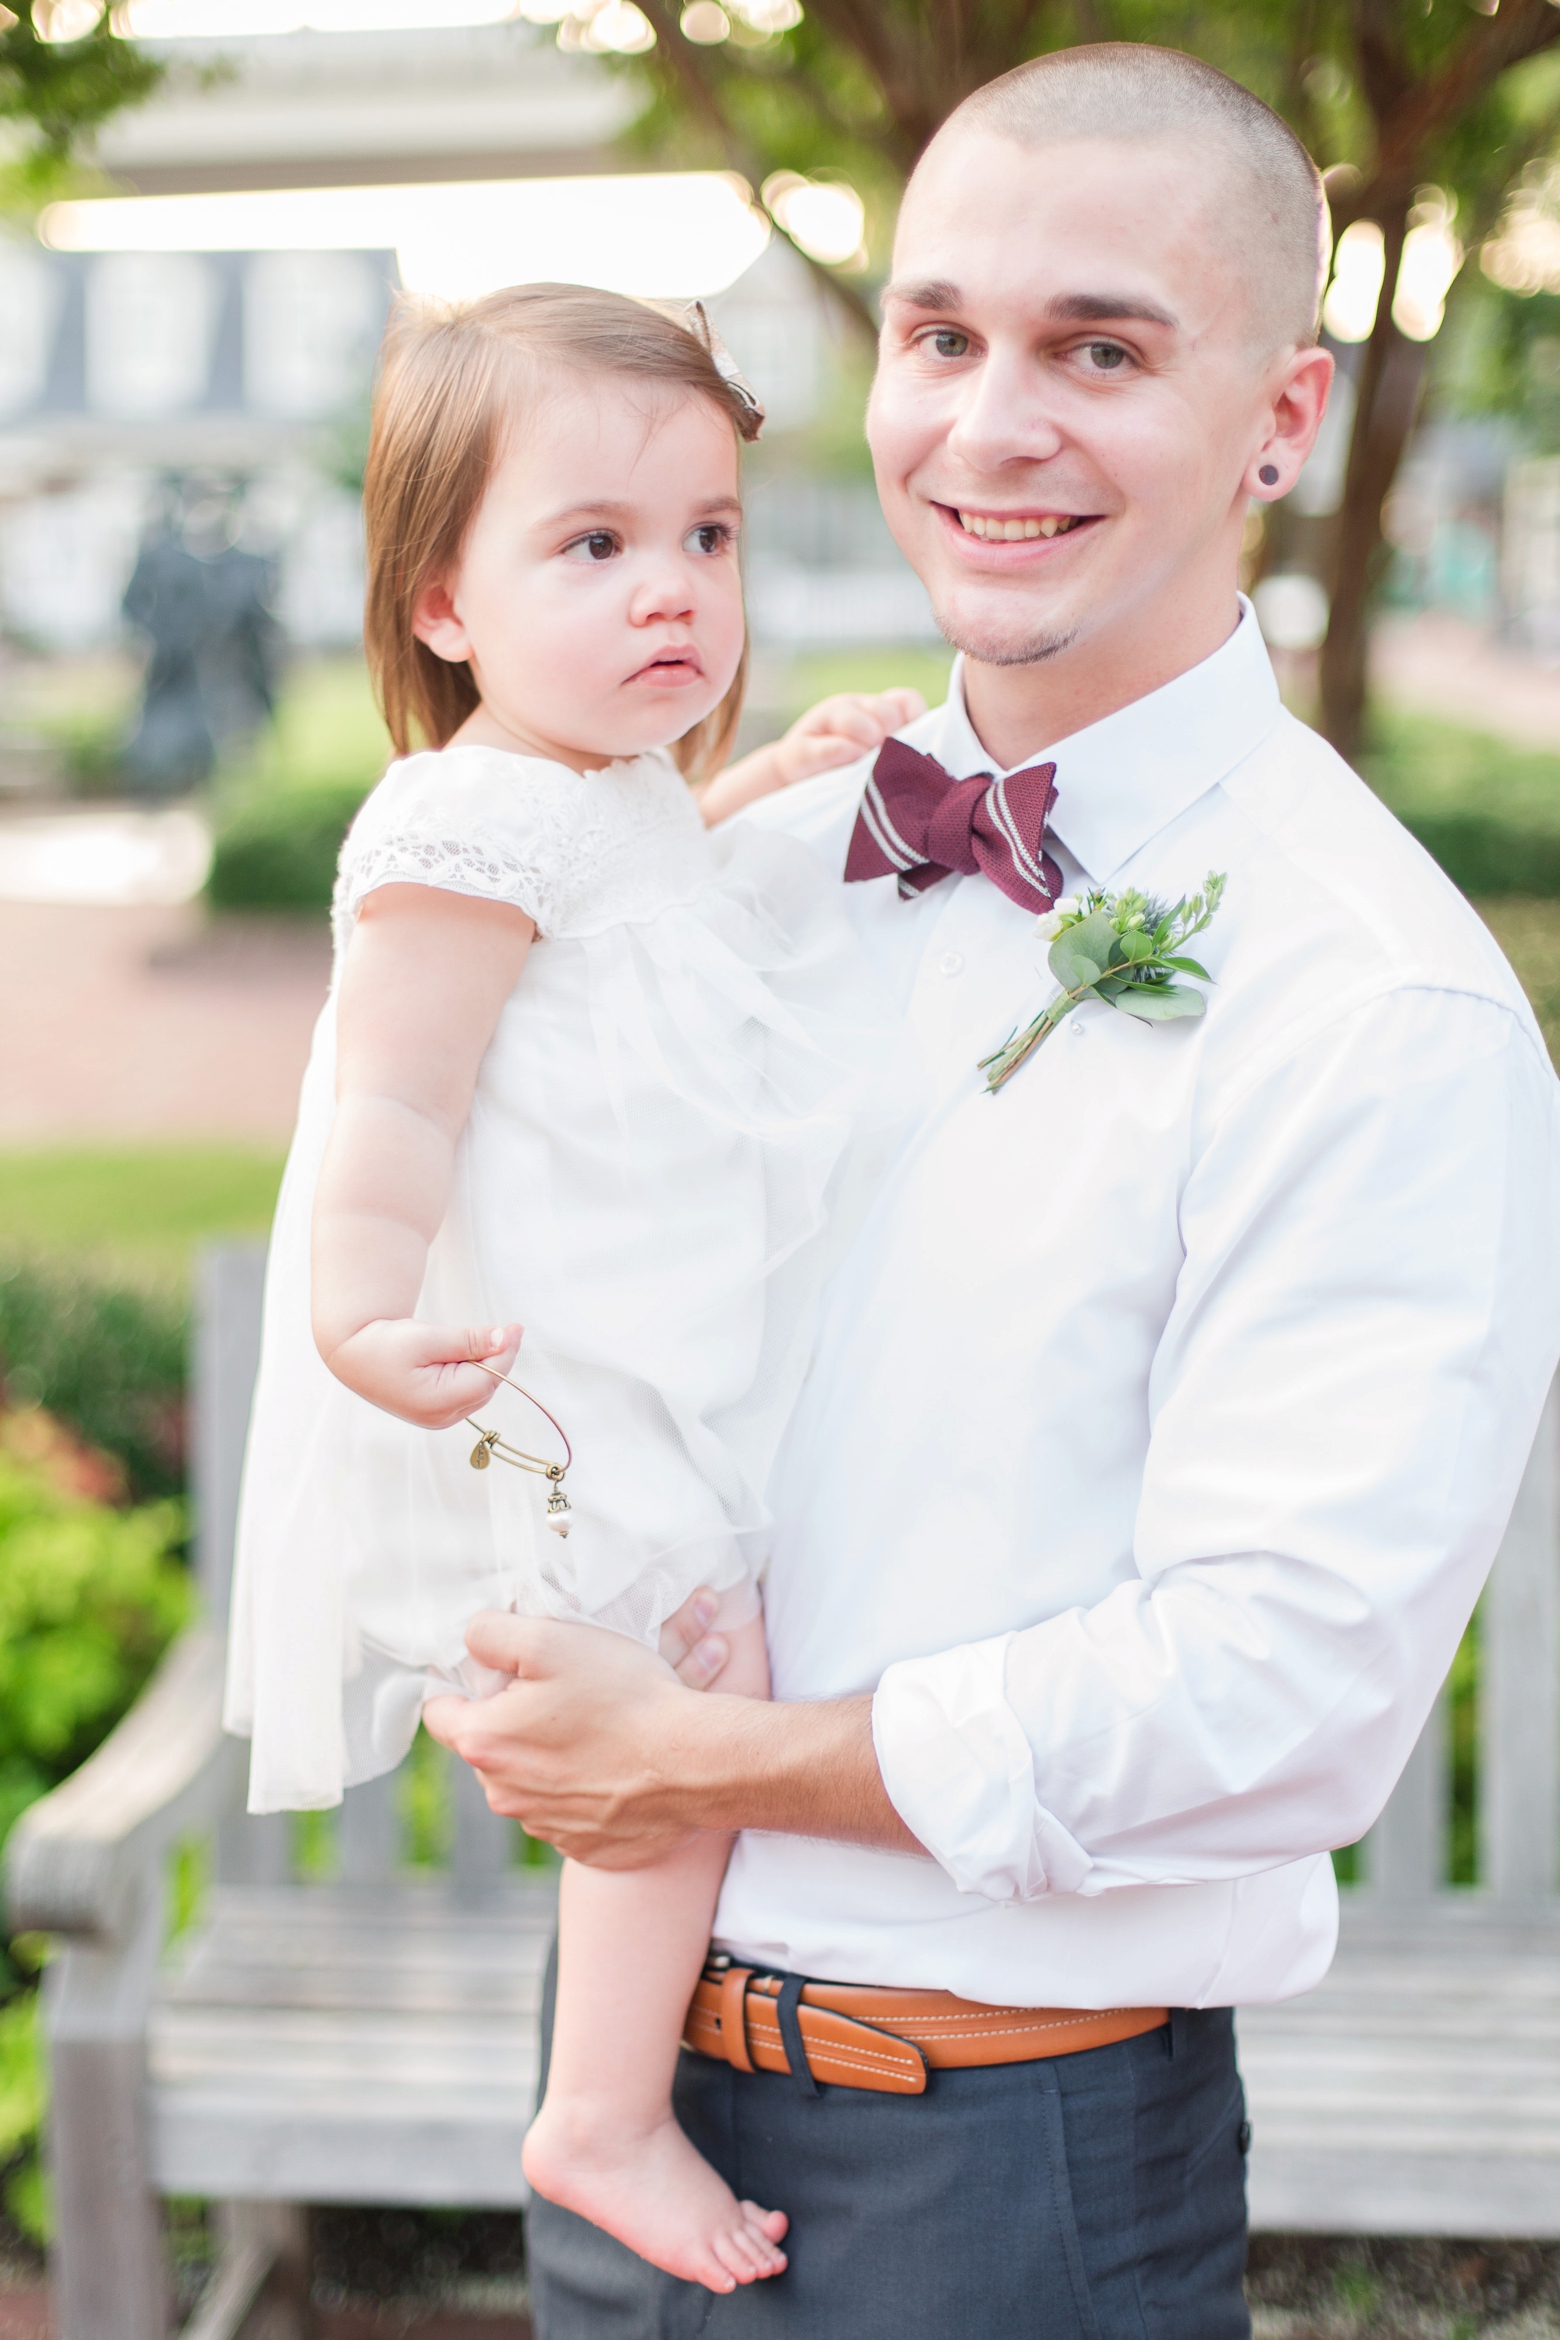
[700,686,928,825]
[658,1586,733,1690]
[327,1318,523,1431]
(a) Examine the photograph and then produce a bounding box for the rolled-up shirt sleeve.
[873,986,1560,1903]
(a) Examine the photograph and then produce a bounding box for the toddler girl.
[224,283,918,2293]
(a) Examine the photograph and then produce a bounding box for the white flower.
[1055,895,1080,917]
[1034,909,1065,939]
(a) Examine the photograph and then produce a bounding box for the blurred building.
[0,16,933,668]
[0,243,393,650]
[90,20,634,195]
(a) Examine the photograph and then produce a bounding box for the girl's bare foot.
[523,2099,788,2293]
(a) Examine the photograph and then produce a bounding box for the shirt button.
[937,951,965,978]
[1070,1015,1087,1037]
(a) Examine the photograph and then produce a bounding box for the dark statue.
[121,479,281,797]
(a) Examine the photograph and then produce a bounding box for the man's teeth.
[956,511,1083,540]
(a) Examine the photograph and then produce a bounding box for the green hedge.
[0,1448,190,2238]
[206,780,368,913]
[1360,711,1560,898]
[0,1263,186,1503]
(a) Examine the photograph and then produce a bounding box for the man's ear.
[1246,344,1335,503]
[412,578,472,665]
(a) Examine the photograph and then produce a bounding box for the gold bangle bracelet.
[464,1362,573,1538]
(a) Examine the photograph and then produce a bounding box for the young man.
[426,44,1560,2336]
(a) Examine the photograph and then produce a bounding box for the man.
[427,42,1560,2336]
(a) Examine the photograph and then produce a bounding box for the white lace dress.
[224,744,891,1813]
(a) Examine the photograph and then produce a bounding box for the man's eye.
[1086,342,1128,372]
[929,329,970,359]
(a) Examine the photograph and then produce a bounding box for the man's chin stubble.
[934,610,1081,668]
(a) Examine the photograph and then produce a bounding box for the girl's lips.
[628,654,705,688]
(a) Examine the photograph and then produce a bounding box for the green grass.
[0,1148,283,1289]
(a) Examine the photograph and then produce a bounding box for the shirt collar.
[928,598,1281,886]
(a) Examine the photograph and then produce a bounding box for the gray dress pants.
[525,1944,1252,2340]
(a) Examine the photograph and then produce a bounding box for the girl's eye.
[686,522,736,557]
[565,530,619,563]
[927,329,970,359]
[1084,341,1128,373]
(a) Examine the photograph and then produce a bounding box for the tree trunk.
[1318,201,1427,764]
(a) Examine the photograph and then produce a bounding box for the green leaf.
[1049,938,1102,990]
[1119,927,1156,963]
[1161,955,1212,979]
[1112,985,1207,1024]
[1068,909,1120,967]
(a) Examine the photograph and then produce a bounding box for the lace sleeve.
[334,750,579,936]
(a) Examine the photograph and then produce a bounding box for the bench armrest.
[5,1624,242,1942]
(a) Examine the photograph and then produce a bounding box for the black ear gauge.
[1258,463,1280,487]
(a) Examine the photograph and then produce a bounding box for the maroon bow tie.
[844,738,1063,914]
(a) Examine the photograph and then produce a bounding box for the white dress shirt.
[716,602,1560,2009]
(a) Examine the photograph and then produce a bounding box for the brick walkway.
[0,901,329,1144]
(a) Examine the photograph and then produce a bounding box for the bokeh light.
[761,171,864,267]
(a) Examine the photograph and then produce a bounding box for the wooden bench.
[1238,1370,1560,2238]
[6,1246,558,2340]
[8,1246,1560,2334]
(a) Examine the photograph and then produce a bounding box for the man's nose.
[945,346,1066,474]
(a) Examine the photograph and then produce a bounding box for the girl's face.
[413,376,747,773]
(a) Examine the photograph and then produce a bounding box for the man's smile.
[955,508,1093,540]
[932,501,1104,552]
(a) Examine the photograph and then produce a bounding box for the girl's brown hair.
[363,283,764,780]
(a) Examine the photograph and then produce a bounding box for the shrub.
[0,1450,190,2240]
[0,1451,190,1849]
[0,1262,186,1503]
[206,779,369,913]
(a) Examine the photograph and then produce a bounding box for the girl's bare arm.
[312,882,535,1427]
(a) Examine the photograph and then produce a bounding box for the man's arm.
[423,1613,923,1866]
[874,988,1560,1903]
[431,992,1560,1893]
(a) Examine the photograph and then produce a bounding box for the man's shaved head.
[933,44,1326,352]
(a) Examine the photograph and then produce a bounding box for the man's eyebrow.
[880,280,1179,330]
[1046,291,1178,329]
[880,277,962,312]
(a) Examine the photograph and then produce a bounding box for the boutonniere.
[980,873,1227,1094]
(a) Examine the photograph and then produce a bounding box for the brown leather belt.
[684,1957,1167,2097]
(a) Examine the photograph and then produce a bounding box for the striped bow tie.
[844,738,1063,914]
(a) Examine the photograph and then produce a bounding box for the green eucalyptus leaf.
[1161,954,1212,979]
[1112,984,1206,1023]
[1120,928,1156,963]
[1049,939,1102,989]
[1069,909,1119,967]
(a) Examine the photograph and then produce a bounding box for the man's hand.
[423,1614,723,1867]
[422,1608,924,1868]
